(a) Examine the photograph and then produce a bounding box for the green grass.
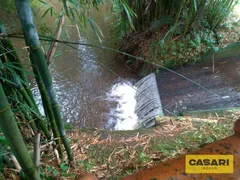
[71,118,234,179]
[3,117,234,179]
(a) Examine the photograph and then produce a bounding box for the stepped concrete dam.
[134,52,240,128]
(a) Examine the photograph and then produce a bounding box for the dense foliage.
[0,0,116,178]
[116,0,238,32]
[114,0,239,75]
[0,0,239,179]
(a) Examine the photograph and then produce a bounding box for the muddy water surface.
[12,3,139,130]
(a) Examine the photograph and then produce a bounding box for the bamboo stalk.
[30,58,63,157]
[15,0,72,161]
[175,0,186,24]
[2,4,55,155]
[36,77,63,156]
[34,132,41,172]
[184,7,194,34]
[0,83,40,180]
[12,74,51,138]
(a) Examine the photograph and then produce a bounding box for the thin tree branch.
[34,132,41,172]
[46,14,64,65]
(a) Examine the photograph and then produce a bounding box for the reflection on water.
[22,3,139,130]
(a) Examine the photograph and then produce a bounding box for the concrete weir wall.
[134,73,164,128]
[133,43,240,129]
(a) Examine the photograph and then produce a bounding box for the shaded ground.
[156,56,240,116]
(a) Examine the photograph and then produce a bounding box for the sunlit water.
[32,77,138,130]
[106,82,138,130]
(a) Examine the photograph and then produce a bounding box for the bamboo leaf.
[53,52,62,59]
[38,0,48,5]
[0,136,8,147]
[4,64,32,75]
[121,1,136,30]
[68,0,81,8]
[19,78,28,87]
[0,76,16,86]
[82,13,87,28]
[88,18,103,42]
[4,66,14,73]
[124,1,137,18]
[193,0,197,11]
[70,8,76,22]
[62,0,69,16]
[91,19,104,37]
[74,11,84,28]
[41,7,51,19]
[50,7,53,16]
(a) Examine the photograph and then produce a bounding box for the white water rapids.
[106,82,138,130]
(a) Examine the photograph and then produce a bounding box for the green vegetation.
[9,115,231,179]
[0,0,239,179]
[63,116,233,179]
[115,0,239,75]
[114,0,238,34]
[0,84,40,179]
[0,0,117,178]
[0,0,41,30]
[0,0,74,179]
[16,0,73,162]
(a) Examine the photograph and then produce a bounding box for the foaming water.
[106,82,138,130]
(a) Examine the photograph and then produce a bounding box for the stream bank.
[117,7,240,77]
[118,29,239,77]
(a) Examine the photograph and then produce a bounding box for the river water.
[12,3,139,130]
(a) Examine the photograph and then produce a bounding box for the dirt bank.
[117,25,240,77]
